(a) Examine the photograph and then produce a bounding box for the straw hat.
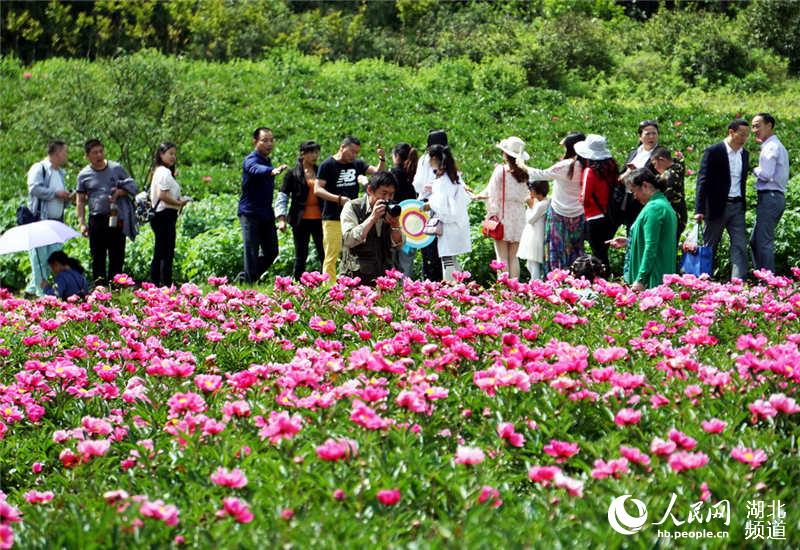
[496,136,530,161]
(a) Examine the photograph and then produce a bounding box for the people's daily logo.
[608,495,648,535]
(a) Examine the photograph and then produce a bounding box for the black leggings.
[586,216,615,271]
[150,208,178,287]
[292,218,324,280]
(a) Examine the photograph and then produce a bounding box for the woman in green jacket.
[607,168,678,290]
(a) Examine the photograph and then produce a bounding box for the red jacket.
[581,167,610,220]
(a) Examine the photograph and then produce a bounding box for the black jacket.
[695,141,749,221]
[279,162,317,228]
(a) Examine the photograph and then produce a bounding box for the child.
[40,250,89,300]
[517,180,550,280]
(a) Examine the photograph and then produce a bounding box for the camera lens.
[387,202,402,217]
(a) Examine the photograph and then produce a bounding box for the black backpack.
[17,164,46,225]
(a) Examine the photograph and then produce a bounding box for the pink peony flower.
[77,439,111,460]
[477,486,502,507]
[768,393,800,414]
[210,467,248,489]
[454,446,485,465]
[376,489,401,506]
[668,429,697,450]
[650,437,677,456]
[24,490,54,504]
[591,458,630,479]
[309,316,337,334]
[140,499,180,526]
[112,273,135,286]
[620,446,651,466]
[280,508,294,520]
[701,418,727,434]
[700,482,712,502]
[489,260,507,271]
[528,465,561,483]
[316,438,359,462]
[614,408,642,426]
[543,439,579,462]
[553,473,584,497]
[668,451,709,472]
[256,411,303,444]
[497,422,525,447]
[332,489,346,501]
[749,399,778,420]
[730,446,768,469]
[217,497,254,523]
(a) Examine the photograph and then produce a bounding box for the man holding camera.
[340,172,403,285]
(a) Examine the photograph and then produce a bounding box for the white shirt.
[150,166,181,212]
[724,140,743,199]
[527,159,584,218]
[754,134,789,193]
[630,145,653,169]
[412,154,437,198]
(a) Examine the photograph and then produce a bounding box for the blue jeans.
[750,190,785,273]
[239,214,279,283]
[27,242,62,296]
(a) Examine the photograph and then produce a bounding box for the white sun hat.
[496,136,530,162]
[574,134,613,161]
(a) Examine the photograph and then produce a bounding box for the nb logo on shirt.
[336,169,357,188]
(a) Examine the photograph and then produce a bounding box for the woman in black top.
[390,143,418,277]
[276,141,325,280]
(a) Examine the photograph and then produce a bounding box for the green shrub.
[181,226,243,281]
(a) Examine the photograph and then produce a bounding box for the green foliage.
[747,0,800,71]
[182,226,243,282]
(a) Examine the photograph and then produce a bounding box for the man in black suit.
[694,119,750,280]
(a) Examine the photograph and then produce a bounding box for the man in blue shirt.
[238,127,288,283]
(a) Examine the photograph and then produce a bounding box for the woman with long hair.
[425,144,471,281]
[276,140,325,280]
[527,132,587,272]
[390,142,419,277]
[484,137,534,279]
[148,142,189,287]
[574,134,619,271]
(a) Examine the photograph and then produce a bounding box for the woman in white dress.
[484,137,533,279]
[425,144,471,281]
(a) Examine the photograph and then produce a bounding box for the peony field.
[1,268,799,548]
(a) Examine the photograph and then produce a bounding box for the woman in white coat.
[425,144,471,281]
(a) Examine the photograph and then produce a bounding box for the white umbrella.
[0,220,82,282]
[0,220,81,254]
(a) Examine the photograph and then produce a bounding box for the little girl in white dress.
[517,180,550,280]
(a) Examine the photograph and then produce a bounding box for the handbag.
[680,221,712,276]
[481,168,505,240]
[423,216,443,236]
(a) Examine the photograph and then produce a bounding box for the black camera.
[379,200,402,217]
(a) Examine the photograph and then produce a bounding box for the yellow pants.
[322,220,342,282]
